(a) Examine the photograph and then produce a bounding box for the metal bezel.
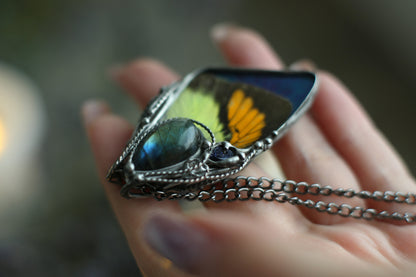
[107,67,318,198]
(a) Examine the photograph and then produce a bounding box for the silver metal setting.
[108,67,319,198]
[106,67,416,223]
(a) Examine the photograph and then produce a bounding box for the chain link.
[148,177,416,223]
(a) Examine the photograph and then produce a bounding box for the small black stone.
[210,145,236,161]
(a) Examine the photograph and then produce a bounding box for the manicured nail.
[144,213,213,274]
[210,23,238,43]
[289,59,317,71]
[81,100,109,126]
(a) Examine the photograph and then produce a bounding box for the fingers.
[143,211,296,276]
[83,101,131,176]
[211,23,284,69]
[211,25,364,225]
[311,72,416,215]
[82,101,184,276]
[112,59,179,108]
[274,115,364,224]
[142,211,391,277]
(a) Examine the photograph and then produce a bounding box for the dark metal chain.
[149,177,416,223]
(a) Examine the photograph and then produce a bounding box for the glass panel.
[205,68,316,114]
[163,69,316,148]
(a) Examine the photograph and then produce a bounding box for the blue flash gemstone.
[132,119,204,170]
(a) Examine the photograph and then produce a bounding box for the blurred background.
[0,0,415,276]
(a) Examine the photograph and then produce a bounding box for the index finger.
[113,59,179,108]
[83,64,185,276]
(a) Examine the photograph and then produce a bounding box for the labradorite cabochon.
[163,69,316,146]
[132,119,204,170]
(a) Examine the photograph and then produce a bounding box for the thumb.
[142,211,392,277]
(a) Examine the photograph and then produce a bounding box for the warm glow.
[0,119,6,155]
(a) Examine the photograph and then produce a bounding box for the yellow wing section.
[164,88,228,142]
[165,87,266,148]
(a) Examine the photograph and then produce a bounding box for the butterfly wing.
[205,69,316,147]
[164,72,294,148]
[107,68,317,190]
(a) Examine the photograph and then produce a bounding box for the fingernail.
[81,100,109,126]
[289,59,317,71]
[144,213,213,274]
[210,22,238,43]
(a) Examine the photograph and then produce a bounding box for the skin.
[83,24,416,277]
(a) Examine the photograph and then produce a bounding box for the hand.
[83,24,416,277]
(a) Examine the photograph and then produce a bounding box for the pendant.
[107,68,318,198]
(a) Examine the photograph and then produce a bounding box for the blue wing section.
[204,69,316,116]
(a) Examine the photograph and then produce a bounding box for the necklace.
[107,68,415,223]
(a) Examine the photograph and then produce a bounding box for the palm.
[84,25,416,276]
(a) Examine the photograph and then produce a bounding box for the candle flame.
[0,119,6,156]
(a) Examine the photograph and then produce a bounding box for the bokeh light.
[0,119,6,156]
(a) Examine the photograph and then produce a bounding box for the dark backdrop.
[1,0,415,276]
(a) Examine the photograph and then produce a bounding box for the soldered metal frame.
[107,68,318,198]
